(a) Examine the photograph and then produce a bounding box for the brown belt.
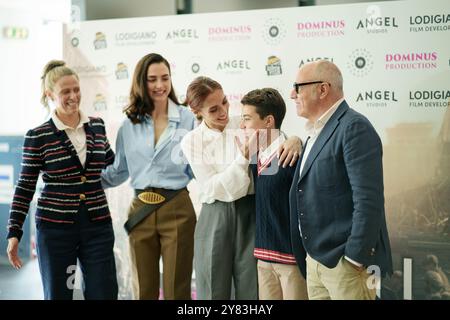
[123,187,184,234]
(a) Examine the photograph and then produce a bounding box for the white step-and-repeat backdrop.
[64,0,450,299]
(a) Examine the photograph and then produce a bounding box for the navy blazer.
[289,100,393,277]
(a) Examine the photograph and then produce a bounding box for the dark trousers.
[36,204,118,300]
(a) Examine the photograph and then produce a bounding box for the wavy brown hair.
[124,53,180,124]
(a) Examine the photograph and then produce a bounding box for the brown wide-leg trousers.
[127,188,196,300]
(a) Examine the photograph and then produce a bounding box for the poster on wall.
[64,0,450,299]
[0,165,14,204]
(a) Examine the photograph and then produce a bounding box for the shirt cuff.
[234,151,250,168]
[345,256,363,267]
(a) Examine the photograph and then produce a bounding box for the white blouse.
[51,109,90,167]
[181,116,254,204]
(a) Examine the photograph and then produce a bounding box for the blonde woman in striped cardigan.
[6,60,118,300]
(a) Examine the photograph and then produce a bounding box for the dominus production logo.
[262,18,286,45]
[208,25,252,42]
[347,49,373,77]
[297,20,345,38]
[385,52,437,70]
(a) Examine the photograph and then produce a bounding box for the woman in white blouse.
[181,76,300,300]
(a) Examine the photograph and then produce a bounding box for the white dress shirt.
[181,116,254,204]
[51,109,90,167]
[299,98,343,176]
[257,133,285,175]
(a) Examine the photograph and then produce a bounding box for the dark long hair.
[124,53,180,124]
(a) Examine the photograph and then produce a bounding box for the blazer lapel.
[298,101,349,184]
[49,118,78,157]
[49,118,84,171]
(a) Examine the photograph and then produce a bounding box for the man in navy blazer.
[288,60,393,299]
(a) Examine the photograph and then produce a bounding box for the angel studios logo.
[216,59,251,75]
[356,16,399,34]
[355,90,398,108]
[299,57,334,67]
[262,18,286,46]
[347,49,373,77]
[166,28,199,44]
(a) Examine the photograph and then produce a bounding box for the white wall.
[0,0,70,135]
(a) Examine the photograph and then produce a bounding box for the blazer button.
[300,212,304,216]
[298,189,302,192]
[304,236,308,240]
[370,248,376,256]
[79,194,86,201]
[81,176,87,183]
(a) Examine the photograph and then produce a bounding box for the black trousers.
[36,204,118,300]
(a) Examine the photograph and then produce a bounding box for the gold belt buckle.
[138,191,165,204]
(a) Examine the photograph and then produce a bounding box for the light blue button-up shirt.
[101,100,195,190]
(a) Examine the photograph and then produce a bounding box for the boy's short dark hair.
[241,88,286,129]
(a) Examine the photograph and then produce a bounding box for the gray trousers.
[194,195,258,300]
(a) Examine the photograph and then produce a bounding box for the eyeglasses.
[293,81,330,94]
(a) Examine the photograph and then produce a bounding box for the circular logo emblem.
[262,18,286,46]
[355,57,366,69]
[71,37,79,47]
[269,26,279,38]
[191,63,200,74]
[347,49,373,77]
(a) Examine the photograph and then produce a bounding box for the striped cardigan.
[7,117,115,241]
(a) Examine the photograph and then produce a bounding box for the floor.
[0,258,196,300]
[0,258,43,300]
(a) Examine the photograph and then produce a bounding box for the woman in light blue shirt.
[102,53,196,300]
